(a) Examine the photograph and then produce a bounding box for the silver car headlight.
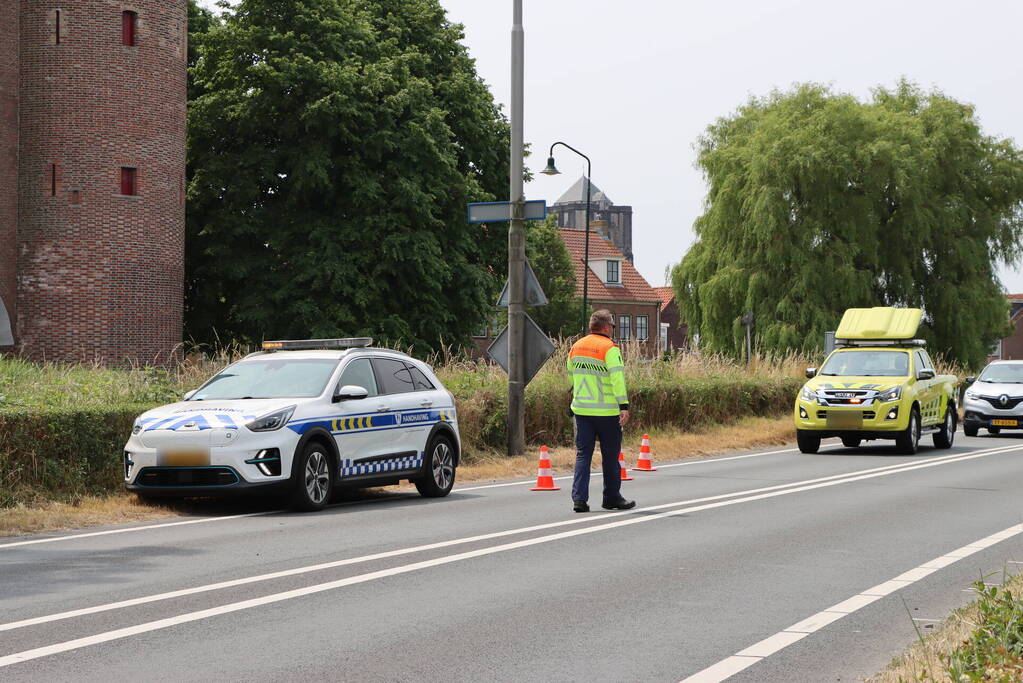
[800,386,818,402]
[878,386,902,402]
[964,390,979,400]
[246,406,296,432]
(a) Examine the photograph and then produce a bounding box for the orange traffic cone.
[530,446,561,491]
[632,434,657,471]
[619,452,634,481]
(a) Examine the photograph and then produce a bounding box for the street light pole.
[540,142,591,334]
[507,0,526,456]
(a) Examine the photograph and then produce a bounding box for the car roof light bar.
[835,338,927,348]
[261,338,374,351]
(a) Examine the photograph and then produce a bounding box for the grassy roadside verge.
[0,415,795,538]
[870,571,1023,682]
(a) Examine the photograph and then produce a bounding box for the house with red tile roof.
[559,226,663,357]
[989,294,1023,360]
[652,286,688,352]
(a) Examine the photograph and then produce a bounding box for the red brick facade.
[0,1,19,342]
[5,0,186,364]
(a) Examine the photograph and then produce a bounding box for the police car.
[123,339,461,511]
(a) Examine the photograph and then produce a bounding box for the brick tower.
[3,0,186,364]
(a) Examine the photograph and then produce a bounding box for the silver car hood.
[969,382,1023,397]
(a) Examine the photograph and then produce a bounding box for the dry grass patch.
[458,415,795,483]
[0,495,177,538]
[869,571,1023,682]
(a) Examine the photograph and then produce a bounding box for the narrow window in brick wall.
[50,164,57,196]
[122,11,137,46]
[619,315,631,341]
[120,167,137,195]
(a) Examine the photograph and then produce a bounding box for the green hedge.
[0,378,802,507]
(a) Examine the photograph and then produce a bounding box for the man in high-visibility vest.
[567,309,635,513]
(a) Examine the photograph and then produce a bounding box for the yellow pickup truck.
[794,307,958,454]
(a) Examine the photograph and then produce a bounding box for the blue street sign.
[466,200,547,223]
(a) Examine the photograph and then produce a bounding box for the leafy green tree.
[185,0,510,350]
[525,215,577,338]
[673,81,1023,367]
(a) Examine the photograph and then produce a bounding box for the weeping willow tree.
[673,81,1023,367]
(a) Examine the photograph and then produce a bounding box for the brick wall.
[659,299,688,351]
[594,300,661,358]
[17,0,186,364]
[0,2,18,344]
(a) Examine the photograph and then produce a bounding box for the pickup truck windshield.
[819,350,909,377]
[978,364,1023,384]
[191,358,339,400]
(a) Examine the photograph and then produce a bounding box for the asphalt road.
[3,430,1023,682]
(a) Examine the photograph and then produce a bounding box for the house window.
[619,315,631,341]
[122,11,137,46]
[606,260,620,284]
[659,323,669,352]
[55,9,62,44]
[50,164,57,196]
[120,167,137,195]
[636,315,649,341]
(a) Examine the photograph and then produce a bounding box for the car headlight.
[965,390,978,400]
[246,406,296,432]
[878,386,902,402]
[800,386,818,402]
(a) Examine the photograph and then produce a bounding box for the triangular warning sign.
[496,259,549,307]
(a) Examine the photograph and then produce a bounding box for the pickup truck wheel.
[933,406,956,449]
[796,430,821,454]
[841,437,861,448]
[896,408,921,455]
[963,423,979,437]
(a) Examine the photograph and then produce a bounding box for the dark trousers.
[572,414,622,503]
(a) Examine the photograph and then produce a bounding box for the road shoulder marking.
[680,522,1023,682]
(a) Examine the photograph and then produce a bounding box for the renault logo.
[999,395,1009,407]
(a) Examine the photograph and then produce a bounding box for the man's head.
[589,309,614,335]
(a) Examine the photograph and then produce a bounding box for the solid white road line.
[0,512,278,550]
[1,441,1017,635]
[680,522,1023,682]
[1,441,1019,667]
[3,443,1013,634]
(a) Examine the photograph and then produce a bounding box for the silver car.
[962,360,1023,436]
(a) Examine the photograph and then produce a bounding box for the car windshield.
[977,364,1023,384]
[819,350,909,377]
[190,358,339,400]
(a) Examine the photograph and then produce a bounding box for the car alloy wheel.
[432,441,454,490]
[304,449,330,505]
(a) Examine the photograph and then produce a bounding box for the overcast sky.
[199,0,1023,291]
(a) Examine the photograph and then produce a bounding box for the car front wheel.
[415,435,456,498]
[291,442,334,511]
[796,430,821,454]
[963,423,979,437]
[896,408,921,455]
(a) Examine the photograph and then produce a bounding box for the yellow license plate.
[158,450,210,466]
[992,419,1017,427]
[827,412,863,429]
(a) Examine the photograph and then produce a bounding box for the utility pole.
[507,0,526,456]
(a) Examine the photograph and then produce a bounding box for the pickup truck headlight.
[246,406,296,432]
[878,386,902,402]
[800,386,818,402]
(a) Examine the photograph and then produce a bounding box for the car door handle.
[420,400,433,407]
[375,405,389,412]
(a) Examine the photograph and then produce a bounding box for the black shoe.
[573,501,590,513]
[602,499,636,510]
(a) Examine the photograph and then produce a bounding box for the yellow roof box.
[836,307,922,341]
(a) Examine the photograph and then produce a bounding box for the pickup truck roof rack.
[835,338,927,348]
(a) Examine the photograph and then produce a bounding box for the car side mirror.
[333,385,369,403]
[183,390,197,400]
[965,376,975,385]
[805,367,817,379]
[917,369,935,381]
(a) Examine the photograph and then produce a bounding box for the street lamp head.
[539,156,560,176]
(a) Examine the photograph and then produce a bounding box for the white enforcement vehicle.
[123,339,461,511]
